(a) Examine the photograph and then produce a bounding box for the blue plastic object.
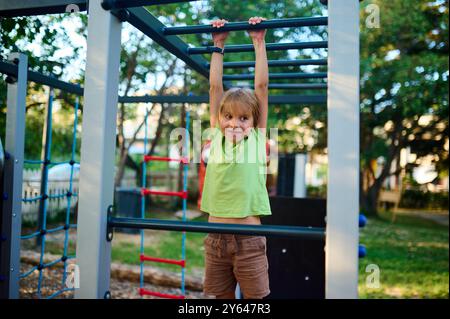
[359,214,367,228]
[358,244,367,258]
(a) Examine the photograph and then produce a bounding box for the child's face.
[219,102,254,144]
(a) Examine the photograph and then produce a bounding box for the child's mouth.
[225,132,245,144]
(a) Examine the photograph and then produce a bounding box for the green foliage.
[1,1,329,160]
[144,0,329,152]
[360,0,449,179]
[359,214,448,298]
[306,184,326,198]
[111,210,208,275]
[1,13,85,159]
[400,189,449,210]
[1,1,447,203]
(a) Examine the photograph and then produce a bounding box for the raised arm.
[248,17,268,134]
[209,19,229,128]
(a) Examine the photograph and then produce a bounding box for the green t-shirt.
[200,126,272,218]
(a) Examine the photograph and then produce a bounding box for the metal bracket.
[106,205,114,242]
[101,0,114,10]
[111,9,130,22]
[5,57,20,84]
[5,76,17,84]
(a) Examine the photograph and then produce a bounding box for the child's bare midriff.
[208,215,261,225]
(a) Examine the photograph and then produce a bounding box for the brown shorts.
[203,233,270,299]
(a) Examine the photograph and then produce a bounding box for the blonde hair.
[218,88,260,127]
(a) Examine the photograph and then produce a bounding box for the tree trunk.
[115,112,149,188]
[115,64,176,187]
[361,179,382,216]
[115,147,129,188]
[361,123,404,216]
[115,102,127,188]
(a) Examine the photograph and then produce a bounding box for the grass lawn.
[358,211,449,298]
[110,204,208,276]
[111,230,206,275]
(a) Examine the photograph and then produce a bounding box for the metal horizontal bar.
[0,59,17,76]
[109,217,326,239]
[188,41,328,54]
[102,0,195,10]
[123,7,210,79]
[118,95,209,104]
[219,58,328,69]
[0,0,87,17]
[0,61,206,103]
[119,94,327,104]
[237,83,328,90]
[163,17,328,35]
[28,71,83,96]
[269,83,327,89]
[28,71,83,95]
[270,94,326,104]
[0,60,83,95]
[2,61,326,103]
[223,72,327,80]
[0,8,226,93]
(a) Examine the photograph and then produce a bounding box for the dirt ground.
[19,264,206,299]
[19,223,207,299]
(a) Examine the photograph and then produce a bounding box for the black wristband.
[211,46,225,55]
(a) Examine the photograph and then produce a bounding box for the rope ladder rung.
[141,188,188,199]
[138,288,185,299]
[144,155,189,164]
[140,254,186,267]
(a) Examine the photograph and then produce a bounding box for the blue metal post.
[180,110,190,296]
[139,108,149,297]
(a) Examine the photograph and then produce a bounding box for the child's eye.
[241,116,248,121]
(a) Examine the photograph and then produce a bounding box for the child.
[200,17,271,299]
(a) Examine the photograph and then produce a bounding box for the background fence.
[21,168,136,222]
[21,167,199,222]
